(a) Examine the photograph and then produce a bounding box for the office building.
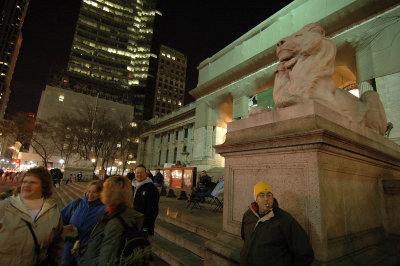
[0,0,30,118]
[153,44,186,118]
[66,0,160,120]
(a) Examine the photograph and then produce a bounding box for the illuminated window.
[59,95,65,102]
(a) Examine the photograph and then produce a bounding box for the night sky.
[7,0,293,117]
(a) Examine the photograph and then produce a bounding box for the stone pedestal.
[207,101,400,265]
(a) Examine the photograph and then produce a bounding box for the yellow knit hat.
[254,181,273,201]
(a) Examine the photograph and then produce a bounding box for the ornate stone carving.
[273,24,387,135]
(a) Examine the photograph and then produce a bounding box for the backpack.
[116,215,152,265]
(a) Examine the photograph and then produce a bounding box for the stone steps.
[152,234,204,266]
[62,182,86,199]
[53,182,87,209]
[153,197,222,266]
[157,211,217,240]
[155,219,208,258]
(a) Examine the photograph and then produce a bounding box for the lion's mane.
[273,24,337,107]
[272,23,387,135]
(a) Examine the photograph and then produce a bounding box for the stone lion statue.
[273,23,387,135]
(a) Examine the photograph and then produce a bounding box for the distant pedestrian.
[66,174,73,185]
[126,169,135,181]
[146,169,154,181]
[153,169,164,188]
[240,181,314,265]
[77,172,82,182]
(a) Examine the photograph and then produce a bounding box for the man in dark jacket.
[127,169,135,181]
[241,181,314,266]
[132,164,159,239]
[192,170,215,202]
[153,169,164,187]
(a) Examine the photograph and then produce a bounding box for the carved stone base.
[212,101,400,265]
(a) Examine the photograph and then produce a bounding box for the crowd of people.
[0,165,160,265]
[0,170,23,184]
[0,165,314,265]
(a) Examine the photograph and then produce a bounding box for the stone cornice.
[142,109,195,136]
[189,0,399,100]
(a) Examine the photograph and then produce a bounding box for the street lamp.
[91,158,96,163]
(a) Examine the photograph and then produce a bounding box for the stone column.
[137,137,146,165]
[232,95,248,120]
[191,102,217,169]
[143,134,154,168]
[168,132,174,163]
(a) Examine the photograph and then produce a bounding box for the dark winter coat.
[198,174,212,188]
[61,197,106,266]
[154,172,164,185]
[240,199,314,266]
[132,178,159,235]
[79,205,143,266]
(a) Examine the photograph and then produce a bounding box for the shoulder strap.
[25,221,40,255]
[68,198,81,222]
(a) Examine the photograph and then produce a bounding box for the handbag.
[25,221,51,266]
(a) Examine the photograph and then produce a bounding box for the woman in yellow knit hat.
[240,181,314,266]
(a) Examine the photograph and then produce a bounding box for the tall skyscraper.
[153,45,186,118]
[65,0,160,120]
[0,0,30,118]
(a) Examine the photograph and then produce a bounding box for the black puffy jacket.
[241,199,314,266]
[133,181,159,235]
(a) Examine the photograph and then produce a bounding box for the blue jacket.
[61,197,106,266]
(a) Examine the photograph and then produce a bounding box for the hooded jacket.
[132,178,159,235]
[0,195,64,265]
[79,205,144,266]
[61,196,106,266]
[240,199,314,266]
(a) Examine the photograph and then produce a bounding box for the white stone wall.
[376,72,400,145]
[37,85,134,122]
